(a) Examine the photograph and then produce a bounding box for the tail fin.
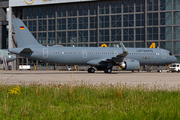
[12,18,41,47]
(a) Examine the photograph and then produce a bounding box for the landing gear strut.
[104,69,112,73]
[157,65,162,73]
[88,68,95,73]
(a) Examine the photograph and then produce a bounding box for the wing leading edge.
[100,42,129,65]
[87,42,129,66]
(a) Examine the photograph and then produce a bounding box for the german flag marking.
[20,26,24,30]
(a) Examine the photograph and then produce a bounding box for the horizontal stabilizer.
[20,48,33,54]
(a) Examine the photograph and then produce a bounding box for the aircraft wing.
[87,42,129,66]
[100,42,129,64]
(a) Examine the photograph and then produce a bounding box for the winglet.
[120,42,128,53]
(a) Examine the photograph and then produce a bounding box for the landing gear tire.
[104,69,112,73]
[158,69,162,73]
[177,70,180,73]
[88,68,95,73]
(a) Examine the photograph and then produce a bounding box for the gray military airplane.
[10,18,177,73]
[0,49,16,64]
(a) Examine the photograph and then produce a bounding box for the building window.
[90,17,97,29]
[123,42,134,47]
[78,31,88,43]
[38,33,47,44]
[160,12,172,25]
[160,0,172,10]
[135,42,145,48]
[147,27,158,40]
[123,0,134,13]
[68,31,77,43]
[23,21,27,27]
[90,3,97,15]
[160,27,172,40]
[28,8,37,19]
[48,32,55,44]
[111,1,121,14]
[111,29,121,42]
[147,13,158,26]
[68,18,77,30]
[23,8,27,19]
[57,5,66,17]
[136,28,145,41]
[99,2,109,14]
[136,14,145,26]
[136,0,145,12]
[174,26,180,39]
[57,19,66,30]
[90,30,97,42]
[79,17,88,29]
[173,41,180,54]
[123,14,134,27]
[57,32,66,43]
[48,6,55,18]
[147,0,158,11]
[111,15,121,28]
[174,0,180,10]
[123,28,134,41]
[38,20,47,31]
[99,16,109,28]
[68,5,77,16]
[79,4,88,16]
[28,20,36,31]
[174,12,180,25]
[99,30,109,42]
[160,42,172,53]
[78,44,88,47]
[38,7,47,18]
[90,44,97,47]
[48,19,55,31]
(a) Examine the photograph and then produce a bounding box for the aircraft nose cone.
[174,56,177,62]
[11,55,17,61]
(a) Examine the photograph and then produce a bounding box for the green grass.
[0,82,179,119]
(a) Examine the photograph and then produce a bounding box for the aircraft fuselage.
[13,46,176,66]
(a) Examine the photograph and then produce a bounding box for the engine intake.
[121,60,140,71]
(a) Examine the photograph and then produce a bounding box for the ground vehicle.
[19,65,31,70]
[169,63,180,73]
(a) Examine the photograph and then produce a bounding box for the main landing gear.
[157,65,162,73]
[104,69,112,73]
[88,68,95,73]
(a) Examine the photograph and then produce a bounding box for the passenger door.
[43,48,48,58]
[161,50,166,59]
[82,50,87,58]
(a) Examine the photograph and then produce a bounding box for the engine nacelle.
[121,60,140,71]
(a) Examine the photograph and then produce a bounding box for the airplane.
[0,49,16,64]
[9,18,177,73]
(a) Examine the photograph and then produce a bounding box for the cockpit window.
[169,52,173,56]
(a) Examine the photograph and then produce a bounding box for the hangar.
[1,0,180,69]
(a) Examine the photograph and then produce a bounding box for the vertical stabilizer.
[12,18,41,47]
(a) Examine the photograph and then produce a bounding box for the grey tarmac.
[0,70,180,90]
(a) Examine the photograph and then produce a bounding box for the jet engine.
[120,60,140,71]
